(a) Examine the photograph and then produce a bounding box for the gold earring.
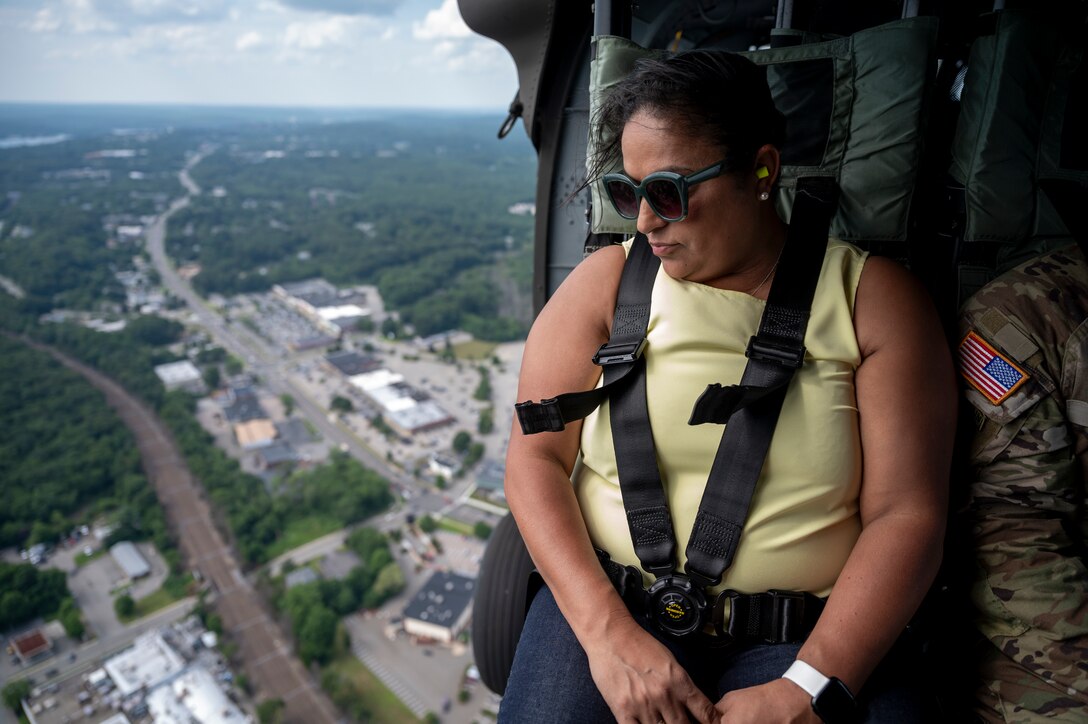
[759,191,770,201]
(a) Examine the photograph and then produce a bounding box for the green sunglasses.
[602,159,728,222]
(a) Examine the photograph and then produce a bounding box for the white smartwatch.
[782,660,859,723]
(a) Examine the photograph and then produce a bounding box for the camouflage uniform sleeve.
[959,247,1088,718]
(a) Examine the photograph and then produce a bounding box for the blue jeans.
[499,586,934,723]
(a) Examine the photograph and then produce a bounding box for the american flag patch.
[959,331,1030,405]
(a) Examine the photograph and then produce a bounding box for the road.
[149,156,438,508]
[15,338,342,724]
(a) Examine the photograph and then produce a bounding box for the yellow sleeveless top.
[573,239,866,597]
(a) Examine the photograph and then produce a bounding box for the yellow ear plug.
[756,166,770,179]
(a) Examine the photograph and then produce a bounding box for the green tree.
[381,318,400,339]
[59,598,84,639]
[477,407,494,435]
[256,698,285,724]
[419,515,438,534]
[463,442,485,469]
[363,562,406,609]
[473,522,493,540]
[330,395,353,413]
[124,315,183,346]
[114,593,135,620]
[280,393,295,416]
[224,355,244,376]
[2,679,30,713]
[297,605,338,666]
[202,365,221,390]
[452,430,471,454]
[473,366,491,401]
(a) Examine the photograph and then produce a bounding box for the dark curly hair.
[589,50,786,181]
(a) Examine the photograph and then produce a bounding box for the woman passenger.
[500,51,956,724]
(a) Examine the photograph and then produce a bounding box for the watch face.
[812,678,857,723]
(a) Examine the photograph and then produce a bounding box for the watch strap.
[782,659,830,697]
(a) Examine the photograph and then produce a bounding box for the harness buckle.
[745,335,806,369]
[514,398,565,434]
[593,338,647,366]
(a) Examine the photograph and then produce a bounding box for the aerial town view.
[0,98,535,724]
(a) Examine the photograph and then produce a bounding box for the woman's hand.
[715,679,819,723]
[583,611,717,724]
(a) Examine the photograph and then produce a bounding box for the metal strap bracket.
[745,334,806,369]
[593,337,647,366]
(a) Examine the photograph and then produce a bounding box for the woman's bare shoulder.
[853,255,944,359]
[535,243,628,333]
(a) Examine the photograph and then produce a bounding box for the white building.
[109,541,151,580]
[154,360,205,394]
[104,631,186,697]
[146,667,250,723]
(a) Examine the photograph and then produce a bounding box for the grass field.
[263,514,343,561]
[133,586,178,618]
[436,517,474,536]
[452,340,498,360]
[322,653,421,723]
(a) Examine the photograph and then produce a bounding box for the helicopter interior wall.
[540,49,594,302]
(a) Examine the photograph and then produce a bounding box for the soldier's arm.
[961,290,1088,703]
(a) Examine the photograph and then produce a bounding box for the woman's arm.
[506,244,716,724]
[718,256,957,722]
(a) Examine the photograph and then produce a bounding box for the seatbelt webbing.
[684,177,839,585]
[514,233,659,434]
[607,177,838,584]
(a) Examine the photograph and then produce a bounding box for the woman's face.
[619,109,774,289]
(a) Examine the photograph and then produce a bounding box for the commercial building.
[146,666,249,723]
[273,278,370,339]
[402,571,475,644]
[109,541,151,580]
[154,360,205,394]
[348,369,454,437]
[323,350,381,377]
[103,631,186,697]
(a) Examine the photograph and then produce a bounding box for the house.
[253,441,301,471]
[233,419,277,449]
[10,629,52,664]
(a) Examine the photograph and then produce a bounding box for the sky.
[0,0,519,109]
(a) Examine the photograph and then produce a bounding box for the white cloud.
[283,15,355,50]
[380,25,395,41]
[236,30,263,50]
[30,8,63,33]
[28,0,119,34]
[411,0,469,41]
[277,0,401,16]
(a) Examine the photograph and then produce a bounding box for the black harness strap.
[514,233,659,434]
[515,177,840,592]
[683,177,839,586]
[610,177,839,582]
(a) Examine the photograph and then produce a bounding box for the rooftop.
[324,350,381,377]
[109,541,151,579]
[104,631,186,697]
[402,571,475,629]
